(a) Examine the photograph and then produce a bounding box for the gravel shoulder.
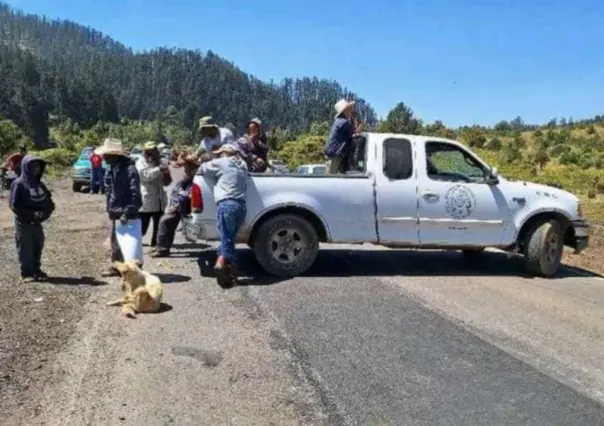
[0,178,110,421]
[0,176,329,426]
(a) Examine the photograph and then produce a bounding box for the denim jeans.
[216,199,246,264]
[15,219,44,277]
[90,167,104,192]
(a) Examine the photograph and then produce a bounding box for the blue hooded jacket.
[9,155,55,223]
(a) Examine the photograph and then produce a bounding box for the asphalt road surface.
[28,169,604,426]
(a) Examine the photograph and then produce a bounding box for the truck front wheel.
[523,219,564,277]
[252,214,319,278]
[72,182,81,192]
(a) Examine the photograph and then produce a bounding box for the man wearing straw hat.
[95,138,143,277]
[323,99,363,174]
[196,116,235,158]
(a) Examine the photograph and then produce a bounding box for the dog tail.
[106,298,125,306]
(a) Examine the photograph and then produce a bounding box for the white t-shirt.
[198,127,235,154]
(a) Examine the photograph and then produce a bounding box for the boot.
[214,256,234,289]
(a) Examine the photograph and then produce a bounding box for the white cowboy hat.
[334,99,355,118]
[95,138,127,156]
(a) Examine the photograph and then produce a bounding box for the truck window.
[311,166,326,175]
[383,138,413,180]
[425,141,486,182]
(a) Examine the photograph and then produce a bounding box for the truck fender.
[247,202,332,245]
[512,206,572,243]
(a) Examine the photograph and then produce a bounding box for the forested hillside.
[0,1,377,148]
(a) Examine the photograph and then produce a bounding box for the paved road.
[236,245,604,425]
[28,168,604,425]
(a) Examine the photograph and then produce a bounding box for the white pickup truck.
[185,132,590,278]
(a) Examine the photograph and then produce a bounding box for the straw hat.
[198,116,219,130]
[334,99,355,118]
[95,138,127,156]
[143,141,157,151]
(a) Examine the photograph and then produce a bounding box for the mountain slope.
[0,1,377,145]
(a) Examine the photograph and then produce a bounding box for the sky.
[5,0,604,127]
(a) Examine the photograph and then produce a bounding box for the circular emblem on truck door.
[444,185,476,219]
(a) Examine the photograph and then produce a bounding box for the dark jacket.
[9,155,55,223]
[324,116,354,158]
[168,177,195,216]
[105,157,142,220]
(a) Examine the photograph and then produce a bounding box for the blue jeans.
[91,167,104,192]
[216,199,246,264]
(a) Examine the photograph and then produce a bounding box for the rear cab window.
[382,138,413,180]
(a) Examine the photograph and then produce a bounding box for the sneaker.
[20,276,35,284]
[100,267,120,278]
[34,270,49,281]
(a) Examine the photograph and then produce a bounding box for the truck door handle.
[422,191,439,200]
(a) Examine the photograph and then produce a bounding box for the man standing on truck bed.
[196,116,235,158]
[323,99,363,174]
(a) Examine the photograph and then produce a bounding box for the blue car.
[71,147,108,192]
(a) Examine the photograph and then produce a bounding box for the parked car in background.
[268,159,289,174]
[294,163,327,175]
[71,147,108,192]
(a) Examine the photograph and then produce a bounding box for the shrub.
[31,148,78,169]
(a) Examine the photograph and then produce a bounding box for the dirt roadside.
[0,176,330,426]
[0,178,110,419]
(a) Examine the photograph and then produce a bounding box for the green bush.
[31,148,78,169]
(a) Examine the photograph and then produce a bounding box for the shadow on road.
[196,247,602,286]
[157,302,173,313]
[47,275,107,286]
[154,273,191,284]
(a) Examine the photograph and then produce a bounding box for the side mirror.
[483,168,499,185]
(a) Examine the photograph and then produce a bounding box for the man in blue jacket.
[9,155,55,283]
[323,99,363,174]
[95,138,143,277]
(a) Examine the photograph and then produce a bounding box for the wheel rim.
[269,227,305,265]
[544,232,560,264]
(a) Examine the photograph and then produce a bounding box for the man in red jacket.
[89,150,104,194]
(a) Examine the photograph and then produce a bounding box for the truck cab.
[187,132,589,278]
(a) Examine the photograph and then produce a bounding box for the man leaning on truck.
[323,99,363,174]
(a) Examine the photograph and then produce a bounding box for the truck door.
[374,137,420,245]
[417,140,509,246]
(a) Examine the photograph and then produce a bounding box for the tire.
[252,214,319,278]
[72,182,81,192]
[523,219,564,277]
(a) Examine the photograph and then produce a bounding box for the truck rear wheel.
[523,219,564,277]
[252,214,319,278]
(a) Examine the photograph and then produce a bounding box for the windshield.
[79,148,93,160]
